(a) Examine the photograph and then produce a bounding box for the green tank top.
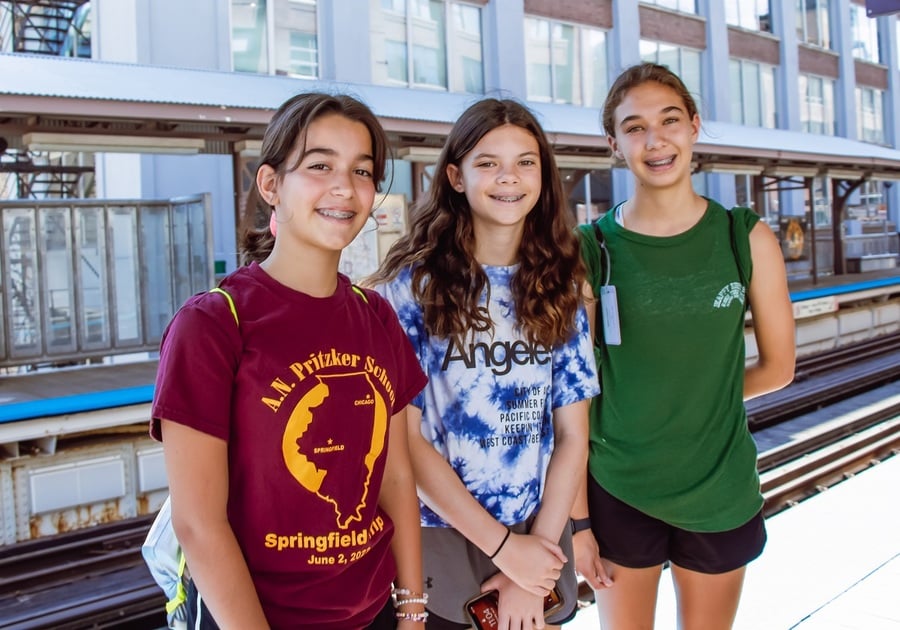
[578,199,762,532]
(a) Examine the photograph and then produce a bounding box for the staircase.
[2,0,90,57]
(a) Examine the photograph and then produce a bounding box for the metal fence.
[0,194,213,368]
[844,232,900,258]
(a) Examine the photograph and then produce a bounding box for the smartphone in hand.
[464,586,564,630]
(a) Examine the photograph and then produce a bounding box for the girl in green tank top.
[571,63,796,630]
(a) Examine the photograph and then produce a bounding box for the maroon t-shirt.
[151,263,426,629]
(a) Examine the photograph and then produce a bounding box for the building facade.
[1,0,899,283]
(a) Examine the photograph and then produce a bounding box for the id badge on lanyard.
[599,285,621,346]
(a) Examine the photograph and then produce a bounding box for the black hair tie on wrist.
[489,527,511,560]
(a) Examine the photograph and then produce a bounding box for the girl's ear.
[256,164,279,207]
[607,135,623,160]
[446,164,465,193]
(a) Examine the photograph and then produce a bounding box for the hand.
[492,532,565,596]
[396,619,425,630]
[481,572,546,630]
[572,529,613,590]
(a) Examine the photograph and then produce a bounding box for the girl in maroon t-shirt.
[152,93,427,629]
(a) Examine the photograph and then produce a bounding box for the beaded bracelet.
[395,610,429,622]
[391,588,429,606]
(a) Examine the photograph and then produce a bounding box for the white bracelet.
[395,610,428,622]
[391,588,429,606]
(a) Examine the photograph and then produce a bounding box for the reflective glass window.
[526,18,607,107]
[850,3,880,63]
[232,0,269,73]
[640,40,702,106]
[373,0,483,94]
[232,0,319,78]
[797,0,831,49]
[725,0,772,32]
[729,58,776,128]
[799,74,836,135]
[856,86,885,144]
[643,0,696,14]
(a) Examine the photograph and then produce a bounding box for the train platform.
[0,359,157,449]
[568,450,900,629]
[788,267,900,300]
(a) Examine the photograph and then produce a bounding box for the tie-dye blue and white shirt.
[377,264,599,527]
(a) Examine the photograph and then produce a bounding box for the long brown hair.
[369,98,584,348]
[239,92,390,265]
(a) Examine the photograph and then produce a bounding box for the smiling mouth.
[645,156,675,168]
[317,208,356,220]
[490,194,525,203]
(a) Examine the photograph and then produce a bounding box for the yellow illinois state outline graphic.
[281,372,388,529]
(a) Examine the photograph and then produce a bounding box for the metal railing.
[844,232,900,258]
[0,194,213,368]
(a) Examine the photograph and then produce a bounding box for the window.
[525,17,608,107]
[850,3,880,63]
[847,180,887,221]
[856,86,885,144]
[729,58,776,128]
[725,0,772,33]
[373,0,483,94]
[0,1,92,57]
[232,0,269,73]
[231,0,318,78]
[640,40,702,106]
[289,32,317,77]
[642,0,696,14]
[796,0,831,49]
[799,74,835,135]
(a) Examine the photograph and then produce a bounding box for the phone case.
[464,587,564,630]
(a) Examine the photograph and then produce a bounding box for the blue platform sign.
[867,0,900,17]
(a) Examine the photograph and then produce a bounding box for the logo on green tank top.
[712,282,746,309]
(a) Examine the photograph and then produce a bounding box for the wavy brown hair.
[369,98,584,348]
[239,92,390,265]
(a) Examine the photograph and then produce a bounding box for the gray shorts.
[422,518,578,625]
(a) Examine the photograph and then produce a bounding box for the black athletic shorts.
[587,474,766,574]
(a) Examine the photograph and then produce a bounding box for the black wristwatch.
[570,517,592,534]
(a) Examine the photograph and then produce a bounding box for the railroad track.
[747,332,900,429]
[0,515,165,630]
[759,394,900,517]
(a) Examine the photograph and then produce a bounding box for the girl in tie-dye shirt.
[369,98,598,629]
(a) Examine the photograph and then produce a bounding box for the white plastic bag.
[142,496,188,630]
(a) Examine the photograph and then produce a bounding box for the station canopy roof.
[2,53,899,179]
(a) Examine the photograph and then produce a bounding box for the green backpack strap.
[726,209,751,311]
[577,222,607,357]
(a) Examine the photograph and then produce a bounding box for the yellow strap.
[351,285,369,303]
[164,551,188,613]
[209,287,239,325]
